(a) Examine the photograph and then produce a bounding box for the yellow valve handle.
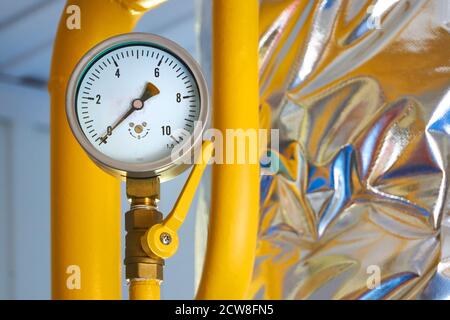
[142,140,214,259]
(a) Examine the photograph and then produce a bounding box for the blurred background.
[0,0,200,299]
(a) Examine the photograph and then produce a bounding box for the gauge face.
[67,33,208,178]
[77,43,200,163]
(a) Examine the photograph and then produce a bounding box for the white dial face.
[75,43,201,164]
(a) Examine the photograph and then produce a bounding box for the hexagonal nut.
[125,208,163,230]
[126,262,163,281]
[126,177,160,200]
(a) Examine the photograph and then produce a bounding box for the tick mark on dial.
[158,56,164,66]
[170,135,180,144]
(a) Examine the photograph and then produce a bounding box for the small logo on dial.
[128,122,149,140]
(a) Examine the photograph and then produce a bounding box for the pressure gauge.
[66,33,209,180]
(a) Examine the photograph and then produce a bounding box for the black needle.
[99,82,160,145]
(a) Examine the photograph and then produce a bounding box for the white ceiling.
[0,0,197,90]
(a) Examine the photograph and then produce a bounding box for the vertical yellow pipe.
[196,0,260,299]
[129,280,161,300]
[49,0,153,299]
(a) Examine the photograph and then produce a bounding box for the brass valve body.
[124,177,163,281]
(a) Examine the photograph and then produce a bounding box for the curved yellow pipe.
[196,0,260,299]
[49,0,156,299]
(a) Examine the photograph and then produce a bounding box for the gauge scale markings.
[75,43,201,162]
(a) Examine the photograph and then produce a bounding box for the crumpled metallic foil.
[197,0,450,299]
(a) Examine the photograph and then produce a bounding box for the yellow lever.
[142,140,214,259]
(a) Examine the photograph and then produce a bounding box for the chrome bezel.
[66,33,209,180]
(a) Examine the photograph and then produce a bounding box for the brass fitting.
[124,177,164,281]
[126,177,160,206]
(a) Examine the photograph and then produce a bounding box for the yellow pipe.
[129,280,161,300]
[49,0,156,299]
[196,0,260,299]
